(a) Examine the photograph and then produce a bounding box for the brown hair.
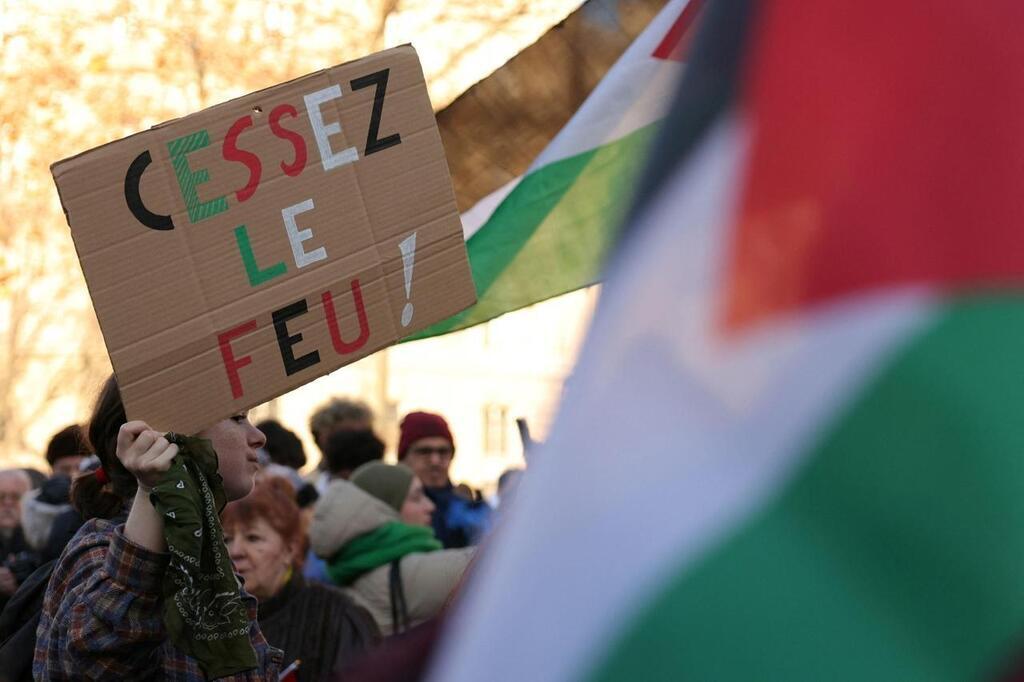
[70,375,138,520]
[44,424,90,467]
[324,428,385,478]
[220,476,307,569]
[309,397,373,445]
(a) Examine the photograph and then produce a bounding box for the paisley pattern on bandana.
[151,434,258,679]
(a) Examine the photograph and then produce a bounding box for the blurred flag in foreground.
[429,0,1024,680]
[411,0,703,339]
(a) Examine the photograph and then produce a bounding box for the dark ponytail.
[71,375,139,520]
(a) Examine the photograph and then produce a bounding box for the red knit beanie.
[398,411,454,460]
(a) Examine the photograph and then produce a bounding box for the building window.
[482,403,508,455]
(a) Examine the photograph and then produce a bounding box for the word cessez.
[123,69,401,398]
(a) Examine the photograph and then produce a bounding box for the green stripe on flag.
[589,296,1024,681]
[408,123,658,340]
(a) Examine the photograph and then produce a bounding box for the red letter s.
[270,104,308,177]
[223,115,262,202]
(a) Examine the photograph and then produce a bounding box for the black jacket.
[258,574,380,681]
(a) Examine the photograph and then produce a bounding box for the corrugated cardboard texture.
[52,46,476,433]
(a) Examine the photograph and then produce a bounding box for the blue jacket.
[426,484,492,549]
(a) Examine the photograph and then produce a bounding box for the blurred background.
[0,0,634,491]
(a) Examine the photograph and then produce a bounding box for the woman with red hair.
[222,477,379,681]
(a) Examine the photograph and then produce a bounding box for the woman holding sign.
[33,376,283,680]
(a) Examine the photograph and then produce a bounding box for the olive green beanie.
[351,461,415,512]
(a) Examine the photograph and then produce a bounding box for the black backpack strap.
[388,559,410,636]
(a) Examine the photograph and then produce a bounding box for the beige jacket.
[310,479,474,634]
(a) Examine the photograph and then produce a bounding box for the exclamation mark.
[399,232,417,327]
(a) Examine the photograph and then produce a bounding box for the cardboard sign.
[52,46,476,433]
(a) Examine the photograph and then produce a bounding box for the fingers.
[116,420,151,456]
[133,436,179,484]
[117,425,157,467]
[146,440,180,474]
[116,422,179,488]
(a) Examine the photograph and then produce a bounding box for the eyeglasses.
[408,445,453,458]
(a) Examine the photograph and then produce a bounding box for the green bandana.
[148,433,258,679]
[327,522,442,586]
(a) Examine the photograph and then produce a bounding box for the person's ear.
[286,538,302,566]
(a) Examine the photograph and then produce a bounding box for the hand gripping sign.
[52,46,476,433]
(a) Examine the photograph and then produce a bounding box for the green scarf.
[148,433,258,679]
[327,522,442,586]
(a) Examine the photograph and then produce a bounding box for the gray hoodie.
[20,487,70,552]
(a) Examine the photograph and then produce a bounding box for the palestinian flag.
[429,0,1024,680]
[411,0,704,339]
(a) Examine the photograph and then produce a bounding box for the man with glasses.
[397,412,491,549]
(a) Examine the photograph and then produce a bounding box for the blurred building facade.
[0,0,659,488]
[254,286,597,493]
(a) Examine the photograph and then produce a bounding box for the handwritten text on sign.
[53,46,476,432]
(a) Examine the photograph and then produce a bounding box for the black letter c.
[124,150,174,231]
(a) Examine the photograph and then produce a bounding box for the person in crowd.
[308,398,375,495]
[252,419,320,523]
[21,426,92,569]
[294,482,320,511]
[40,468,95,565]
[351,462,436,528]
[19,474,71,559]
[309,398,374,456]
[0,469,33,611]
[494,467,525,509]
[310,478,473,636]
[0,474,68,680]
[44,424,90,478]
[256,419,307,488]
[33,376,282,679]
[325,429,385,481]
[222,477,379,681]
[300,429,386,585]
[20,469,46,490]
[397,412,492,549]
[256,420,307,470]
[255,419,323,523]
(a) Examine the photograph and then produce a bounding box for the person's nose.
[249,424,267,450]
[227,536,246,562]
[425,497,436,514]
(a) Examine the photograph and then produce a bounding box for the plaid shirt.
[34,518,282,680]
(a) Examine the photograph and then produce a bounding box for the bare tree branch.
[0,0,569,464]
[369,0,402,51]
[432,0,532,77]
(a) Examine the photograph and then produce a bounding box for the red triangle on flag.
[723,0,1024,329]
[652,0,706,62]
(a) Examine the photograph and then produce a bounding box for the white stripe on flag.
[459,178,520,240]
[428,117,937,682]
[531,0,694,170]
[459,0,694,243]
